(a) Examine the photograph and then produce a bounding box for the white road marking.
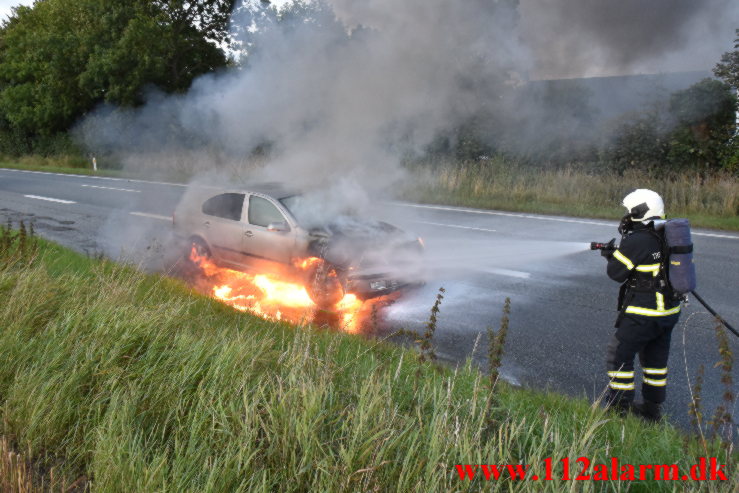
[129,211,171,221]
[81,184,140,193]
[394,202,739,240]
[692,232,739,240]
[23,194,75,204]
[414,221,497,233]
[394,202,613,227]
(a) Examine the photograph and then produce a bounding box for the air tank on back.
[664,218,696,295]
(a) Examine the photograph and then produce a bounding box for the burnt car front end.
[307,218,425,300]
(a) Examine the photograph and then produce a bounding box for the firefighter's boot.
[635,400,662,422]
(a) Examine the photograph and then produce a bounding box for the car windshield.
[279,194,360,229]
[278,195,303,222]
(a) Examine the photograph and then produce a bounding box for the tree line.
[428,29,739,174]
[0,0,236,156]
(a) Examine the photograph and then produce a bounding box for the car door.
[200,192,247,264]
[242,194,296,265]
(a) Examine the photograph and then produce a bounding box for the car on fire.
[173,183,425,306]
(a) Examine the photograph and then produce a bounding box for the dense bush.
[605,79,737,173]
[427,77,737,174]
[0,128,83,158]
[0,0,234,151]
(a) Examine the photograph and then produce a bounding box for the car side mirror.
[267,221,290,232]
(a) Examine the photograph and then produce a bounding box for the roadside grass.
[0,158,123,178]
[0,226,735,491]
[405,158,739,231]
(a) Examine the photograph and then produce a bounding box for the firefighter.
[600,189,681,421]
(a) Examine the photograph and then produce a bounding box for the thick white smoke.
[520,0,737,79]
[80,0,526,200]
[78,0,737,227]
[75,0,736,304]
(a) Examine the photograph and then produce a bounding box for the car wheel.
[306,260,345,307]
[186,237,211,264]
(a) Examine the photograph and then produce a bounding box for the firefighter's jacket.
[607,223,681,318]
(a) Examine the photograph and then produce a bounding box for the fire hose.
[689,290,739,339]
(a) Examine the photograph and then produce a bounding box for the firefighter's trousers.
[605,312,680,405]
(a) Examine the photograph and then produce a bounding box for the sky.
[0,0,29,21]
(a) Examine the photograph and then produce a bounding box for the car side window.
[249,196,286,228]
[201,193,245,221]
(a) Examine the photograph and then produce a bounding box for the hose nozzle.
[591,238,616,255]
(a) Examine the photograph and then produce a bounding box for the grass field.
[0,225,735,492]
[0,157,123,178]
[405,158,739,231]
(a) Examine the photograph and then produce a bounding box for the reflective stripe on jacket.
[607,224,680,317]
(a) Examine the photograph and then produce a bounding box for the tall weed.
[406,158,739,228]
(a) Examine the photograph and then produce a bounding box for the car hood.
[308,216,420,268]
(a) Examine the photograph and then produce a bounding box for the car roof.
[244,182,300,199]
[191,182,300,200]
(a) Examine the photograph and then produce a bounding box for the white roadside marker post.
[92,156,97,172]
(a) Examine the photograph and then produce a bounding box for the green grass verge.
[0,160,124,178]
[404,158,739,231]
[409,190,739,231]
[0,227,735,491]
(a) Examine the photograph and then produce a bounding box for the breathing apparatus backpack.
[661,218,697,296]
[660,219,737,338]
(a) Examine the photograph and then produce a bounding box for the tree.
[0,2,98,135]
[605,79,736,172]
[711,28,739,171]
[713,28,739,88]
[0,0,235,142]
[666,79,736,170]
[606,109,668,173]
[82,0,236,106]
[229,0,338,64]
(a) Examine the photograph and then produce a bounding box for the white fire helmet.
[622,189,665,223]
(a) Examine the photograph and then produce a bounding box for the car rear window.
[249,196,286,228]
[201,193,245,221]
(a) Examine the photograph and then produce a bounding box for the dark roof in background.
[531,70,712,120]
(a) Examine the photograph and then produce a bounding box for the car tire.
[186,237,211,265]
[305,260,345,307]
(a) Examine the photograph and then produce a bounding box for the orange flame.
[188,247,369,332]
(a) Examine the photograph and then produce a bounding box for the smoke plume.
[78,0,737,207]
[520,0,738,79]
[80,0,525,197]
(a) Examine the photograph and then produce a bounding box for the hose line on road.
[691,290,739,338]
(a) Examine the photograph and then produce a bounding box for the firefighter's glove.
[600,238,616,258]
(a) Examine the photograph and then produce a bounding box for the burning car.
[173,183,424,307]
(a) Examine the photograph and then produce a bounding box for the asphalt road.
[1,167,737,433]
